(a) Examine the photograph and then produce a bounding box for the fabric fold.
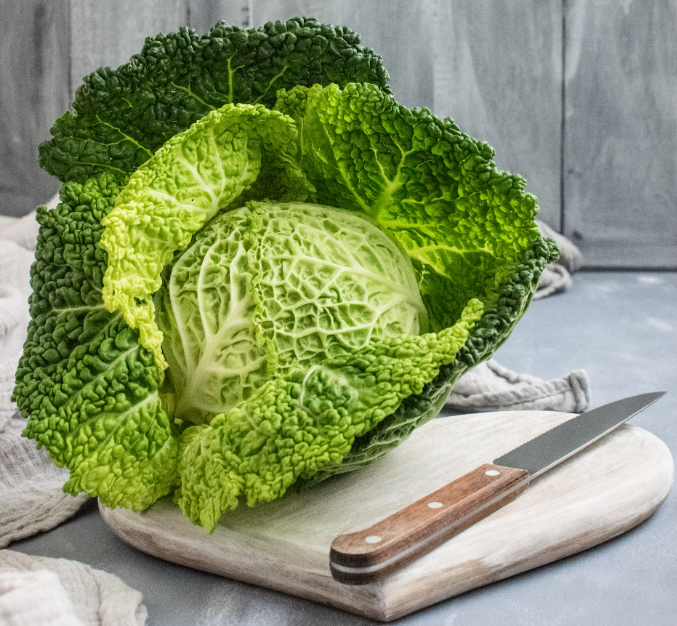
[0,431,91,549]
[0,550,147,626]
[0,569,83,626]
[1,351,92,548]
[446,359,590,414]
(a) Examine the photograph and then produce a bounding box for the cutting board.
[100,410,674,622]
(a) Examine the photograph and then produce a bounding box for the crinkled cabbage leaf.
[13,18,559,529]
[155,201,428,425]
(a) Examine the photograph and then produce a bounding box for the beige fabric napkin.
[0,385,90,549]
[0,550,147,626]
[445,359,590,414]
[0,569,83,626]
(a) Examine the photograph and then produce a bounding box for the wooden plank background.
[431,0,563,231]
[1,0,675,268]
[0,0,71,222]
[563,0,677,268]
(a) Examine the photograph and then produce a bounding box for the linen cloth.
[0,550,147,626]
[0,200,585,625]
[445,358,590,413]
[0,569,82,626]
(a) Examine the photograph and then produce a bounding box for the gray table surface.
[11,271,677,626]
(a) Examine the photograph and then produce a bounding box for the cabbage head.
[12,18,559,531]
[155,201,428,425]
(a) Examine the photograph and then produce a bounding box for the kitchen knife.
[330,392,665,584]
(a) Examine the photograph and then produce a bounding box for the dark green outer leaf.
[12,175,179,510]
[39,17,390,184]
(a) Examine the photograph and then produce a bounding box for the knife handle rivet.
[485,470,500,476]
[427,502,443,509]
[365,535,382,544]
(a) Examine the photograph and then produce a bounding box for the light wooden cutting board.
[100,410,674,622]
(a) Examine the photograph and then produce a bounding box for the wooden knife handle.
[330,463,529,584]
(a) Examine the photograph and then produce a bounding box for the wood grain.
[0,0,70,217]
[431,0,563,230]
[563,0,677,268]
[69,0,189,89]
[2,1,675,269]
[100,410,674,622]
[250,0,436,109]
[330,463,529,584]
[188,0,250,33]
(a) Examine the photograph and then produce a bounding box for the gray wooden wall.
[1,0,675,268]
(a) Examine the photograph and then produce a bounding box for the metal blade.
[493,392,665,478]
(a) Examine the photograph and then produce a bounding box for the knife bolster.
[330,464,529,584]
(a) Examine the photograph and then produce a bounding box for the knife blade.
[330,392,665,584]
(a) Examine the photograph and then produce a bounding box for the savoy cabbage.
[155,201,428,426]
[13,18,559,530]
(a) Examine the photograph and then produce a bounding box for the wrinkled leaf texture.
[14,18,393,511]
[13,17,559,523]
